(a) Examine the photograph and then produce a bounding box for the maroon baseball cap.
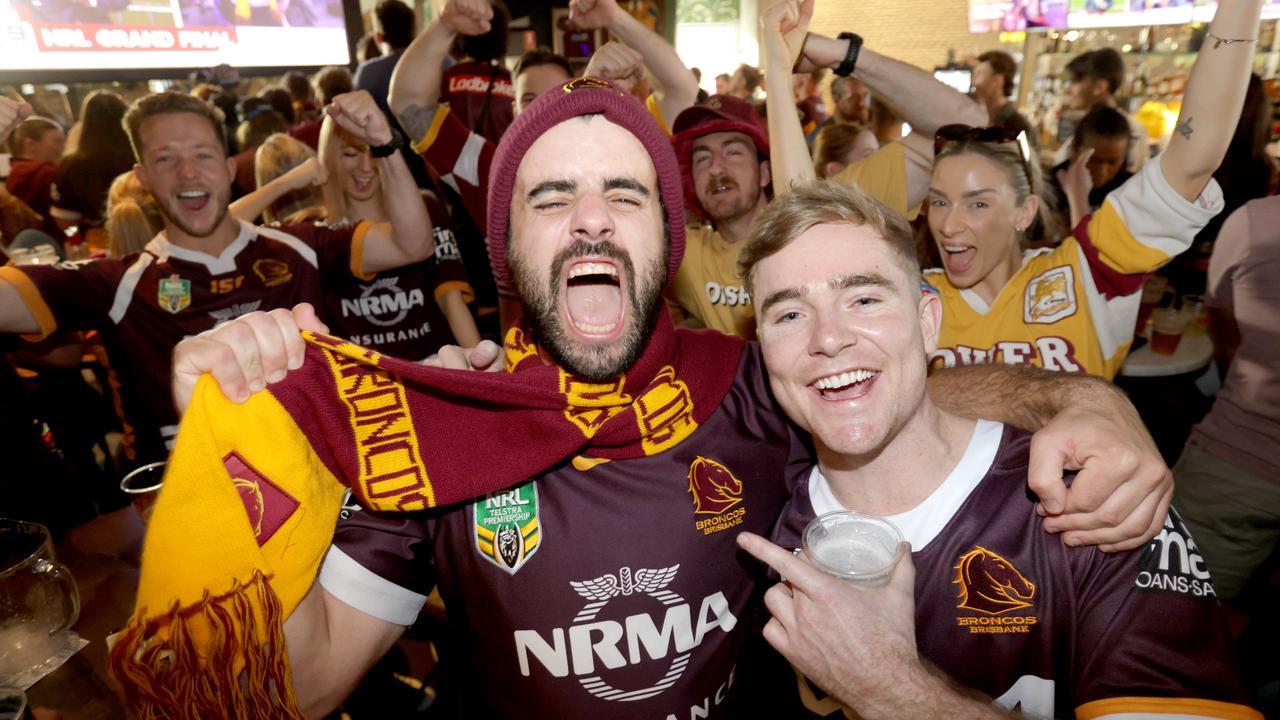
[670,95,770,221]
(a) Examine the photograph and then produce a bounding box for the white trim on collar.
[144,220,255,275]
[809,419,1004,551]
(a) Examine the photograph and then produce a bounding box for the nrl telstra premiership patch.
[474,481,542,574]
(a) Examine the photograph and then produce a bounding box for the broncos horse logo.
[687,457,743,515]
[953,546,1036,615]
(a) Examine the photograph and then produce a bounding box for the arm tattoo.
[1176,118,1194,140]
[397,103,435,145]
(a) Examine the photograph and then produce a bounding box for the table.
[26,508,143,719]
[1119,331,1214,378]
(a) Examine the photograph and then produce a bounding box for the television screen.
[970,0,1068,31]
[0,0,351,73]
[1065,0,1193,28]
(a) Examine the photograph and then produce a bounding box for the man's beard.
[699,177,758,225]
[510,239,667,382]
[156,188,231,239]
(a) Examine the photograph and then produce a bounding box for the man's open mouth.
[177,189,211,212]
[563,260,625,338]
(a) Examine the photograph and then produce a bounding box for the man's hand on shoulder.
[1029,392,1172,552]
[171,304,327,414]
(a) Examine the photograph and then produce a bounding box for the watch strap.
[834,32,863,77]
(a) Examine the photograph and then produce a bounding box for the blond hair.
[739,180,917,297]
[317,115,383,223]
[106,171,164,257]
[254,133,324,224]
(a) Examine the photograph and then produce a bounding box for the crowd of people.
[0,0,1277,716]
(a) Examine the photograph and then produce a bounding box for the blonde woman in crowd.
[104,172,164,257]
[251,133,325,224]
[233,115,480,358]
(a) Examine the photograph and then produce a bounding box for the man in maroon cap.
[668,36,986,339]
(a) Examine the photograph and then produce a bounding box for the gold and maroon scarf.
[108,307,743,718]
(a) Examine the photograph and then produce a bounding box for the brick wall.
[809,2,1006,72]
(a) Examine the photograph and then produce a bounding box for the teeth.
[576,321,618,333]
[814,369,878,390]
[178,190,207,198]
[943,245,969,254]
[568,263,619,280]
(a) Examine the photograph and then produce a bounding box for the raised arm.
[326,91,433,274]
[570,0,699,128]
[1161,0,1266,201]
[928,364,1170,552]
[798,30,987,207]
[229,157,326,223]
[761,0,817,194]
[388,0,492,144]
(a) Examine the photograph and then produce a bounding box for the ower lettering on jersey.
[514,564,738,705]
[928,337,1082,372]
[703,282,751,308]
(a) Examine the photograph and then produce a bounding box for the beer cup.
[120,462,166,525]
[802,511,905,587]
[0,520,80,688]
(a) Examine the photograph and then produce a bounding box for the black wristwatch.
[369,128,404,158]
[833,32,863,77]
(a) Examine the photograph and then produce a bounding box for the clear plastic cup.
[802,511,905,586]
[119,462,166,525]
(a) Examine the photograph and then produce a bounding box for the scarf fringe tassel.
[107,570,307,719]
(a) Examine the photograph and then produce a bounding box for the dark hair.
[76,91,135,172]
[1065,48,1124,96]
[376,0,416,50]
[314,66,353,106]
[460,0,510,62]
[8,116,61,157]
[1070,105,1130,152]
[358,32,382,63]
[977,50,1018,97]
[261,86,296,125]
[236,110,288,151]
[735,64,762,94]
[514,49,572,79]
[125,91,228,159]
[282,71,313,103]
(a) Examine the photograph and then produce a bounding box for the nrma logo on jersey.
[1136,509,1216,597]
[513,564,738,704]
[341,277,426,327]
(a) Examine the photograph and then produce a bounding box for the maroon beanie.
[670,95,770,222]
[486,77,686,293]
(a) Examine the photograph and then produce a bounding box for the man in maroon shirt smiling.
[0,90,432,469]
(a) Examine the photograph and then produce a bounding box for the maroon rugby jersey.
[319,344,808,719]
[772,422,1254,719]
[305,195,473,360]
[0,220,361,466]
[440,60,515,144]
